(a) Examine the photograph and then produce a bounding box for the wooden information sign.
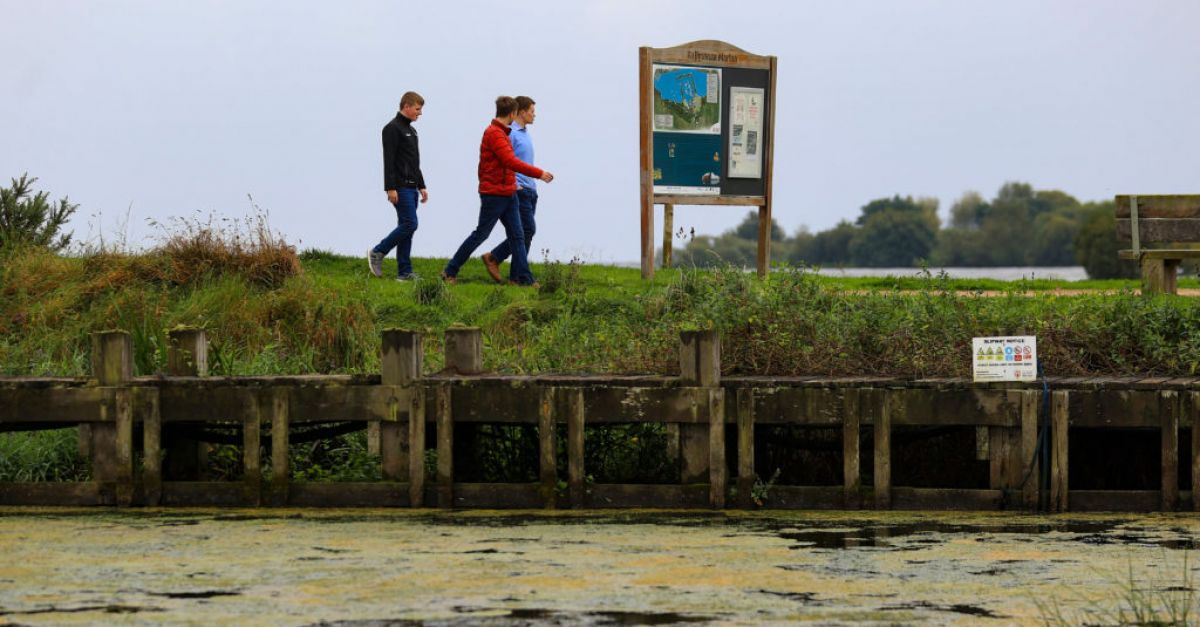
[639,40,778,278]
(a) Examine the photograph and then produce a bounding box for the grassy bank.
[6,243,1200,482]
[4,246,1200,379]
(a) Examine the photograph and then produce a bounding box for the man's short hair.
[515,96,536,113]
[399,91,425,110]
[495,96,518,117]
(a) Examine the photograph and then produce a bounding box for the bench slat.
[1116,195,1200,219]
[1116,219,1200,243]
[1118,249,1200,260]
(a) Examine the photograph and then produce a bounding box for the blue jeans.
[372,188,419,277]
[445,193,534,284]
[490,188,537,264]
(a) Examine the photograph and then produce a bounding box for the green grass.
[3,247,1198,379]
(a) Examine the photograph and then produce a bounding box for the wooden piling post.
[435,384,453,508]
[709,387,726,509]
[141,388,162,506]
[444,328,483,374]
[736,388,755,509]
[269,388,289,507]
[1050,390,1069,512]
[167,328,208,375]
[1161,391,1179,512]
[842,388,862,509]
[1192,392,1200,512]
[165,328,208,479]
[443,327,482,501]
[539,387,558,509]
[874,389,893,510]
[380,330,421,486]
[661,204,674,269]
[242,392,261,507]
[91,331,132,506]
[408,384,426,508]
[679,330,720,487]
[114,388,133,506]
[566,388,586,508]
[1020,390,1039,510]
[989,391,1027,503]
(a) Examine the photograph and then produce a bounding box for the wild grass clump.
[538,254,584,296]
[412,274,449,306]
[150,211,301,288]
[1038,554,1199,625]
[0,429,89,481]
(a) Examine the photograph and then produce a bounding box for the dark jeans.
[372,187,419,277]
[490,188,537,264]
[444,193,534,284]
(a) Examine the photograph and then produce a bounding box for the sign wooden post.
[639,40,777,279]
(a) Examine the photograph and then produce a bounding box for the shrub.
[0,174,77,254]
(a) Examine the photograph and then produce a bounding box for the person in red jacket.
[442,96,554,285]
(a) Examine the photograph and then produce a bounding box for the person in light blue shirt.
[481,96,541,283]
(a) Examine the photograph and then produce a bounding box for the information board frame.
[639,40,778,279]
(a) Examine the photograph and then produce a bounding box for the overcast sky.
[3,0,1198,263]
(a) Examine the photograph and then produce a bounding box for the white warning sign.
[972,336,1037,382]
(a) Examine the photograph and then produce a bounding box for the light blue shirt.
[510,121,536,191]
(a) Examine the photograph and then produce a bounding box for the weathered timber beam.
[1070,389,1170,427]
[1069,490,1160,512]
[161,482,254,507]
[586,484,709,509]
[288,482,409,507]
[0,482,99,506]
[747,387,1022,426]
[1162,391,1180,512]
[759,486,845,510]
[1051,391,1069,512]
[443,383,709,424]
[891,488,1004,510]
[435,384,453,508]
[1115,195,1200,219]
[452,483,542,509]
[154,385,410,424]
[566,388,585,509]
[1116,219,1200,243]
[0,387,113,423]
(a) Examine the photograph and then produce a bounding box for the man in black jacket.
[370,91,428,280]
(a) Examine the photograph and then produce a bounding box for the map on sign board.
[651,64,722,195]
[652,65,721,134]
[972,337,1038,382]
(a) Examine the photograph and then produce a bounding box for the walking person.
[481,96,540,283]
[369,91,428,280]
[442,96,553,286]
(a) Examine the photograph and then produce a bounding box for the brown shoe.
[481,252,503,283]
[440,271,457,285]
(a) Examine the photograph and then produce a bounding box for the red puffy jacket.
[478,120,543,196]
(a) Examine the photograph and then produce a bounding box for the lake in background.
[809,266,1089,281]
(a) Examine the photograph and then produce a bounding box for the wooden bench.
[1116,195,1200,295]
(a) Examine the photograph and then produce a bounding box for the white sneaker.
[368,250,383,277]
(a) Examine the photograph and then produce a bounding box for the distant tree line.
[674,181,1138,279]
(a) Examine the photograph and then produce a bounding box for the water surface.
[1,509,1197,625]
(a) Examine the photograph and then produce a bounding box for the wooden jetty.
[1,328,1195,512]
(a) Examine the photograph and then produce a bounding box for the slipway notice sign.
[973,336,1038,382]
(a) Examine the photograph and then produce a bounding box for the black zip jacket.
[382,113,425,190]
